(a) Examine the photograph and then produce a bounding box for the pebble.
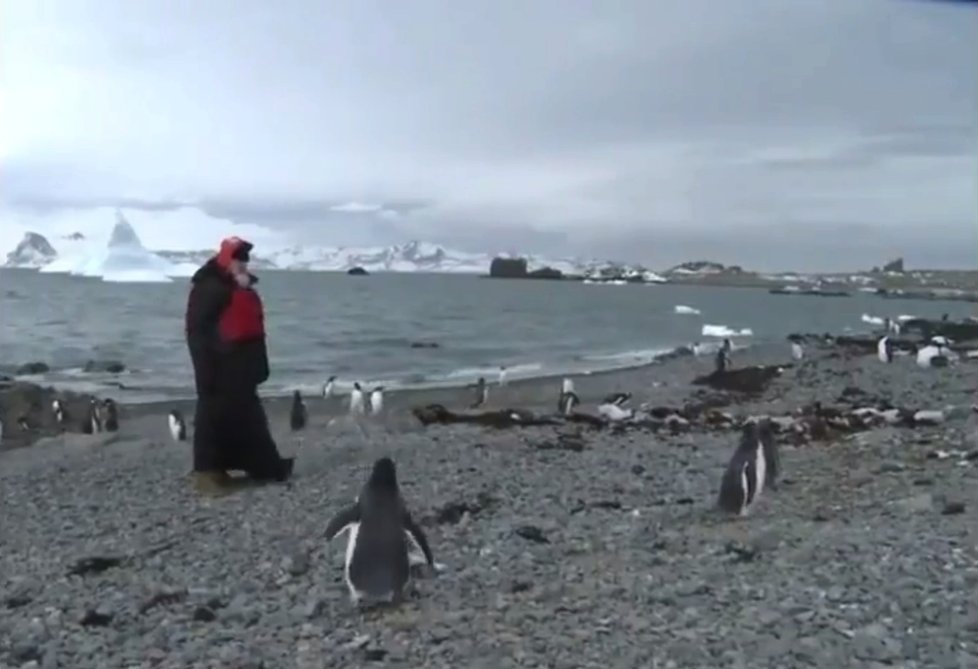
[1,344,976,667]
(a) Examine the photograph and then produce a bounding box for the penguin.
[722,338,733,353]
[52,398,70,427]
[917,342,950,368]
[877,336,893,363]
[369,387,384,416]
[717,420,767,516]
[17,415,30,431]
[324,457,435,605]
[602,391,631,407]
[791,342,804,361]
[82,399,102,434]
[322,375,337,398]
[290,390,307,431]
[349,382,365,415]
[498,366,508,387]
[168,410,187,442]
[715,347,730,373]
[558,391,580,416]
[471,377,488,409]
[598,399,634,422]
[557,378,578,415]
[102,398,119,432]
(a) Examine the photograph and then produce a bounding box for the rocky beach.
[2,331,977,669]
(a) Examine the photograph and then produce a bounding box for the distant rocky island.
[485,253,978,302]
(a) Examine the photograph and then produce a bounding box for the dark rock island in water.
[347,266,369,276]
[489,257,564,280]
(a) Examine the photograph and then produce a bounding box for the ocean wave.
[701,324,753,338]
[673,305,701,315]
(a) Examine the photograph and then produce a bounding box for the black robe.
[184,260,289,480]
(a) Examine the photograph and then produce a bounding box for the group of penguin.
[285,378,386,432]
[318,410,778,608]
[878,333,958,368]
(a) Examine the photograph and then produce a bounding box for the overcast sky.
[1,0,975,270]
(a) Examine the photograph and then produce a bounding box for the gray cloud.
[1,0,975,270]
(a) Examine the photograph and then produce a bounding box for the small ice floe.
[674,305,701,315]
[701,324,753,338]
[861,313,885,326]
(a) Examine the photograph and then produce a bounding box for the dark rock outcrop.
[347,266,369,276]
[15,361,50,375]
[489,257,528,278]
[83,359,126,374]
[882,257,904,273]
[900,318,978,343]
[0,381,102,450]
[691,365,787,394]
[527,266,563,279]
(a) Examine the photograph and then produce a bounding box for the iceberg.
[41,211,190,283]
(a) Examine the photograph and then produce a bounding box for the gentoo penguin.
[715,347,730,373]
[349,382,365,415]
[102,398,119,432]
[324,457,435,605]
[917,343,949,368]
[322,375,337,398]
[471,377,488,409]
[598,394,634,422]
[558,391,580,416]
[877,336,893,363]
[369,386,384,416]
[82,399,102,434]
[557,378,577,415]
[498,366,508,387]
[52,399,70,427]
[717,420,767,516]
[791,341,804,361]
[168,409,187,442]
[602,391,631,407]
[290,390,307,431]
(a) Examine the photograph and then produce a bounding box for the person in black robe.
[184,236,294,494]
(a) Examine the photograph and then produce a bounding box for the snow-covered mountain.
[3,232,58,268]
[37,213,195,282]
[3,227,637,277]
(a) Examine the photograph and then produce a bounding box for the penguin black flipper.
[402,511,434,566]
[744,458,758,506]
[325,503,361,540]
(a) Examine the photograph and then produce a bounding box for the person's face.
[228,258,248,274]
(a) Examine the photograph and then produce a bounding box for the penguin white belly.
[168,415,182,441]
[877,338,889,363]
[753,448,767,502]
[739,467,750,516]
